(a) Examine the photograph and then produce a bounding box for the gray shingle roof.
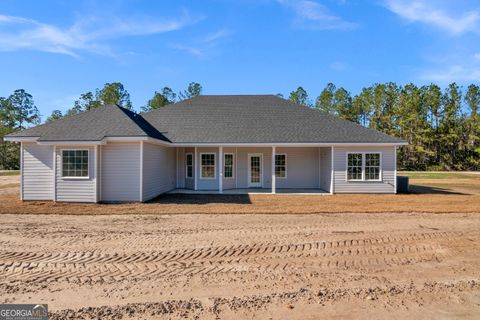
[6,95,405,144]
[142,95,405,144]
[6,104,168,142]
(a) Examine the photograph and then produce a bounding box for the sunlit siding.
[101,142,140,201]
[142,143,175,201]
[55,146,96,202]
[319,147,332,192]
[333,146,396,194]
[22,143,54,200]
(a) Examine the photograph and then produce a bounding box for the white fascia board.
[3,136,39,142]
[37,140,105,146]
[35,137,171,146]
[171,142,408,147]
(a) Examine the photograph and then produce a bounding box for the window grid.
[62,150,88,177]
[224,154,234,178]
[186,154,193,178]
[365,153,380,180]
[275,154,286,178]
[201,153,215,178]
[347,153,381,181]
[347,153,363,181]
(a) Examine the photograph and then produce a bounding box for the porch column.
[219,146,223,193]
[271,146,276,194]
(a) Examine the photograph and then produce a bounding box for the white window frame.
[224,153,234,179]
[185,153,193,179]
[346,152,382,182]
[61,149,90,179]
[200,153,216,179]
[275,154,287,179]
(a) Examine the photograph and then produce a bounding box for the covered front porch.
[173,145,333,194]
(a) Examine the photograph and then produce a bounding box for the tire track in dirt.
[0,230,459,284]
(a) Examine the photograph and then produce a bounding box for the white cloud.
[277,0,356,30]
[0,12,201,57]
[384,0,480,35]
[172,28,231,58]
[420,53,480,82]
[202,28,230,43]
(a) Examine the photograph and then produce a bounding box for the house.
[4,95,407,202]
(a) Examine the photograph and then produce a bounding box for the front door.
[248,154,263,187]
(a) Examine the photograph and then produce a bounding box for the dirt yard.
[0,213,479,319]
[0,173,479,319]
[0,172,480,214]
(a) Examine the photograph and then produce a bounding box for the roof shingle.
[6,95,405,144]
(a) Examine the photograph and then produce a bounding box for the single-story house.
[5,95,407,202]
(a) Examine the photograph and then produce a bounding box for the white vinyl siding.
[274,148,318,189]
[56,146,96,202]
[22,143,54,200]
[334,146,395,194]
[142,142,176,201]
[319,147,332,192]
[101,142,141,201]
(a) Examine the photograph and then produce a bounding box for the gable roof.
[6,104,169,142]
[142,95,405,144]
[5,95,405,145]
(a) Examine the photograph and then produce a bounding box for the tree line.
[287,83,480,170]
[1,81,479,170]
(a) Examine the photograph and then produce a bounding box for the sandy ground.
[0,213,479,319]
[1,175,480,214]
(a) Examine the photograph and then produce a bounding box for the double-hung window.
[62,150,89,178]
[275,154,287,178]
[201,153,216,179]
[347,153,381,181]
[186,154,193,178]
[224,154,234,178]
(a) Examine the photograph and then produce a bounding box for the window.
[365,153,381,180]
[347,153,363,180]
[347,153,381,181]
[186,153,193,178]
[62,149,89,178]
[224,153,234,178]
[275,154,287,178]
[201,153,215,179]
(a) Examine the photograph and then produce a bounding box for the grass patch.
[398,172,476,179]
[0,171,19,176]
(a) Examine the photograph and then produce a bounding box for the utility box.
[397,176,409,193]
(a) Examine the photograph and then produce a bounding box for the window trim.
[200,152,216,179]
[185,153,193,179]
[224,153,235,179]
[60,148,90,179]
[345,152,382,182]
[275,153,287,179]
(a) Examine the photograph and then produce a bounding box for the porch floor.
[167,188,330,195]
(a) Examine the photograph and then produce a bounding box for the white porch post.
[194,147,198,191]
[271,146,276,194]
[219,146,223,194]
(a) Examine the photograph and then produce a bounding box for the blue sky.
[0,0,479,118]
